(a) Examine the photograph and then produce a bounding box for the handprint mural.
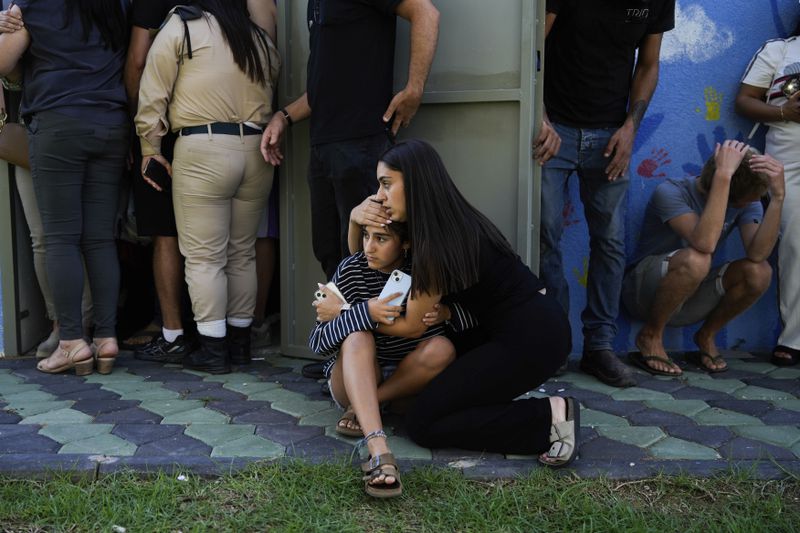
[559,1,790,355]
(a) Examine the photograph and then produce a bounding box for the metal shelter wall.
[276,0,542,357]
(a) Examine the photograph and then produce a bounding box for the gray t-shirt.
[631,177,764,265]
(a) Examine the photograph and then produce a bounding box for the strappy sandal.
[36,340,94,376]
[336,407,362,437]
[539,397,580,468]
[359,430,402,498]
[92,337,118,375]
[686,351,728,373]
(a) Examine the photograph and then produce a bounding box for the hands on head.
[749,153,786,200]
[351,195,392,228]
[713,139,750,181]
[0,8,23,34]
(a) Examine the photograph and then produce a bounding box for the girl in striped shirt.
[308,221,474,498]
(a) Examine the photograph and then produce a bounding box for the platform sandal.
[359,430,402,498]
[37,340,94,376]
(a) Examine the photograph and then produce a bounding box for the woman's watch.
[340,303,352,312]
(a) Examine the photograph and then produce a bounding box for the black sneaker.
[134,334,192,364]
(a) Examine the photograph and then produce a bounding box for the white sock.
[197,319,226,338]
[227,317,252,328]
[162,328,183,343]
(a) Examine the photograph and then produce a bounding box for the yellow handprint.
[704,86,723,121]
[572,257,588,288]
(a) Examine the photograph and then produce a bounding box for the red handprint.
[637,148,671,178]
[563,198,579,227]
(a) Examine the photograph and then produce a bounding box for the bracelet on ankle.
[358,429,387,449]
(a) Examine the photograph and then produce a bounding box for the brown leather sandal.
[335,407,362,437]
[361,452,402,498]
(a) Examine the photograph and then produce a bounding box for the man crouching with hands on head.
[623,140,783,375]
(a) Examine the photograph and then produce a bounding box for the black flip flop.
[628,351,681,377]
[686,351,728,373]
[771,345,800,367]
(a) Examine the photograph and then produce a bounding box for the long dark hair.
[194,0,275,86]
[64,0,128,51]
[379,139,516,296]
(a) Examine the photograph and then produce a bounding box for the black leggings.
[406,292,571,454]
[28,110,128,340]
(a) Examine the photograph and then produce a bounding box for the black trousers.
[307,133,393,280]
[406,292,571,455]
[28,110,129,339]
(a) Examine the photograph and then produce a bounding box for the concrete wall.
[562,1,796,355]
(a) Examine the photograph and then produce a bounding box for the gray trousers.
[16,166,93,325]
[27,110,128,340]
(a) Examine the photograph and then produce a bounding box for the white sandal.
[539,397,580,468]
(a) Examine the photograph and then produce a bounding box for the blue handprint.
[633,113,664,155]
[681,126,745,176]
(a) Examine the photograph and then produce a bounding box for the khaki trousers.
[172,132,273,324]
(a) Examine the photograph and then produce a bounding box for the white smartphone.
[379,270,412,308]
[315,282,347,303]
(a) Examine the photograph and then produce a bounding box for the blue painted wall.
[561,1,796,354]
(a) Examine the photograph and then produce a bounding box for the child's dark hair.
[384,221,409,244]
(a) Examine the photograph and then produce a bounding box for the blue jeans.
[539,122,629,352]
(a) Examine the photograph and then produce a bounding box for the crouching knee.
[741,260,772,295]
[339,331,375,359]
[409,336,456,373]
[672,248,712,282]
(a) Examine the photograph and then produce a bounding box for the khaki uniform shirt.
[136,11,280,156]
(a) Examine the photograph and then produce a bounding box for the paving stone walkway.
[0,347,798,479]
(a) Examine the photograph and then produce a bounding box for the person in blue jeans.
[533,0,675,387]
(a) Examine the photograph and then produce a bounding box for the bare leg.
[693,259,772,371]
[376,337,455,404]
[329,332,395,487]
[153,236,183,330]
[254,237,277,324]
[635,248,711,374]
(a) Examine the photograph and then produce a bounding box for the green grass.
[0,463,797,532]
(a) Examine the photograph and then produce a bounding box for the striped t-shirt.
[308,252,477,375]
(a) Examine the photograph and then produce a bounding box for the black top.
[443,234,546,332]
[544,0,675,128]
[306,0,400,145]
[16,0,128,125]
[132,0,183,30]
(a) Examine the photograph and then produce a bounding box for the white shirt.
[742,36,800,164]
